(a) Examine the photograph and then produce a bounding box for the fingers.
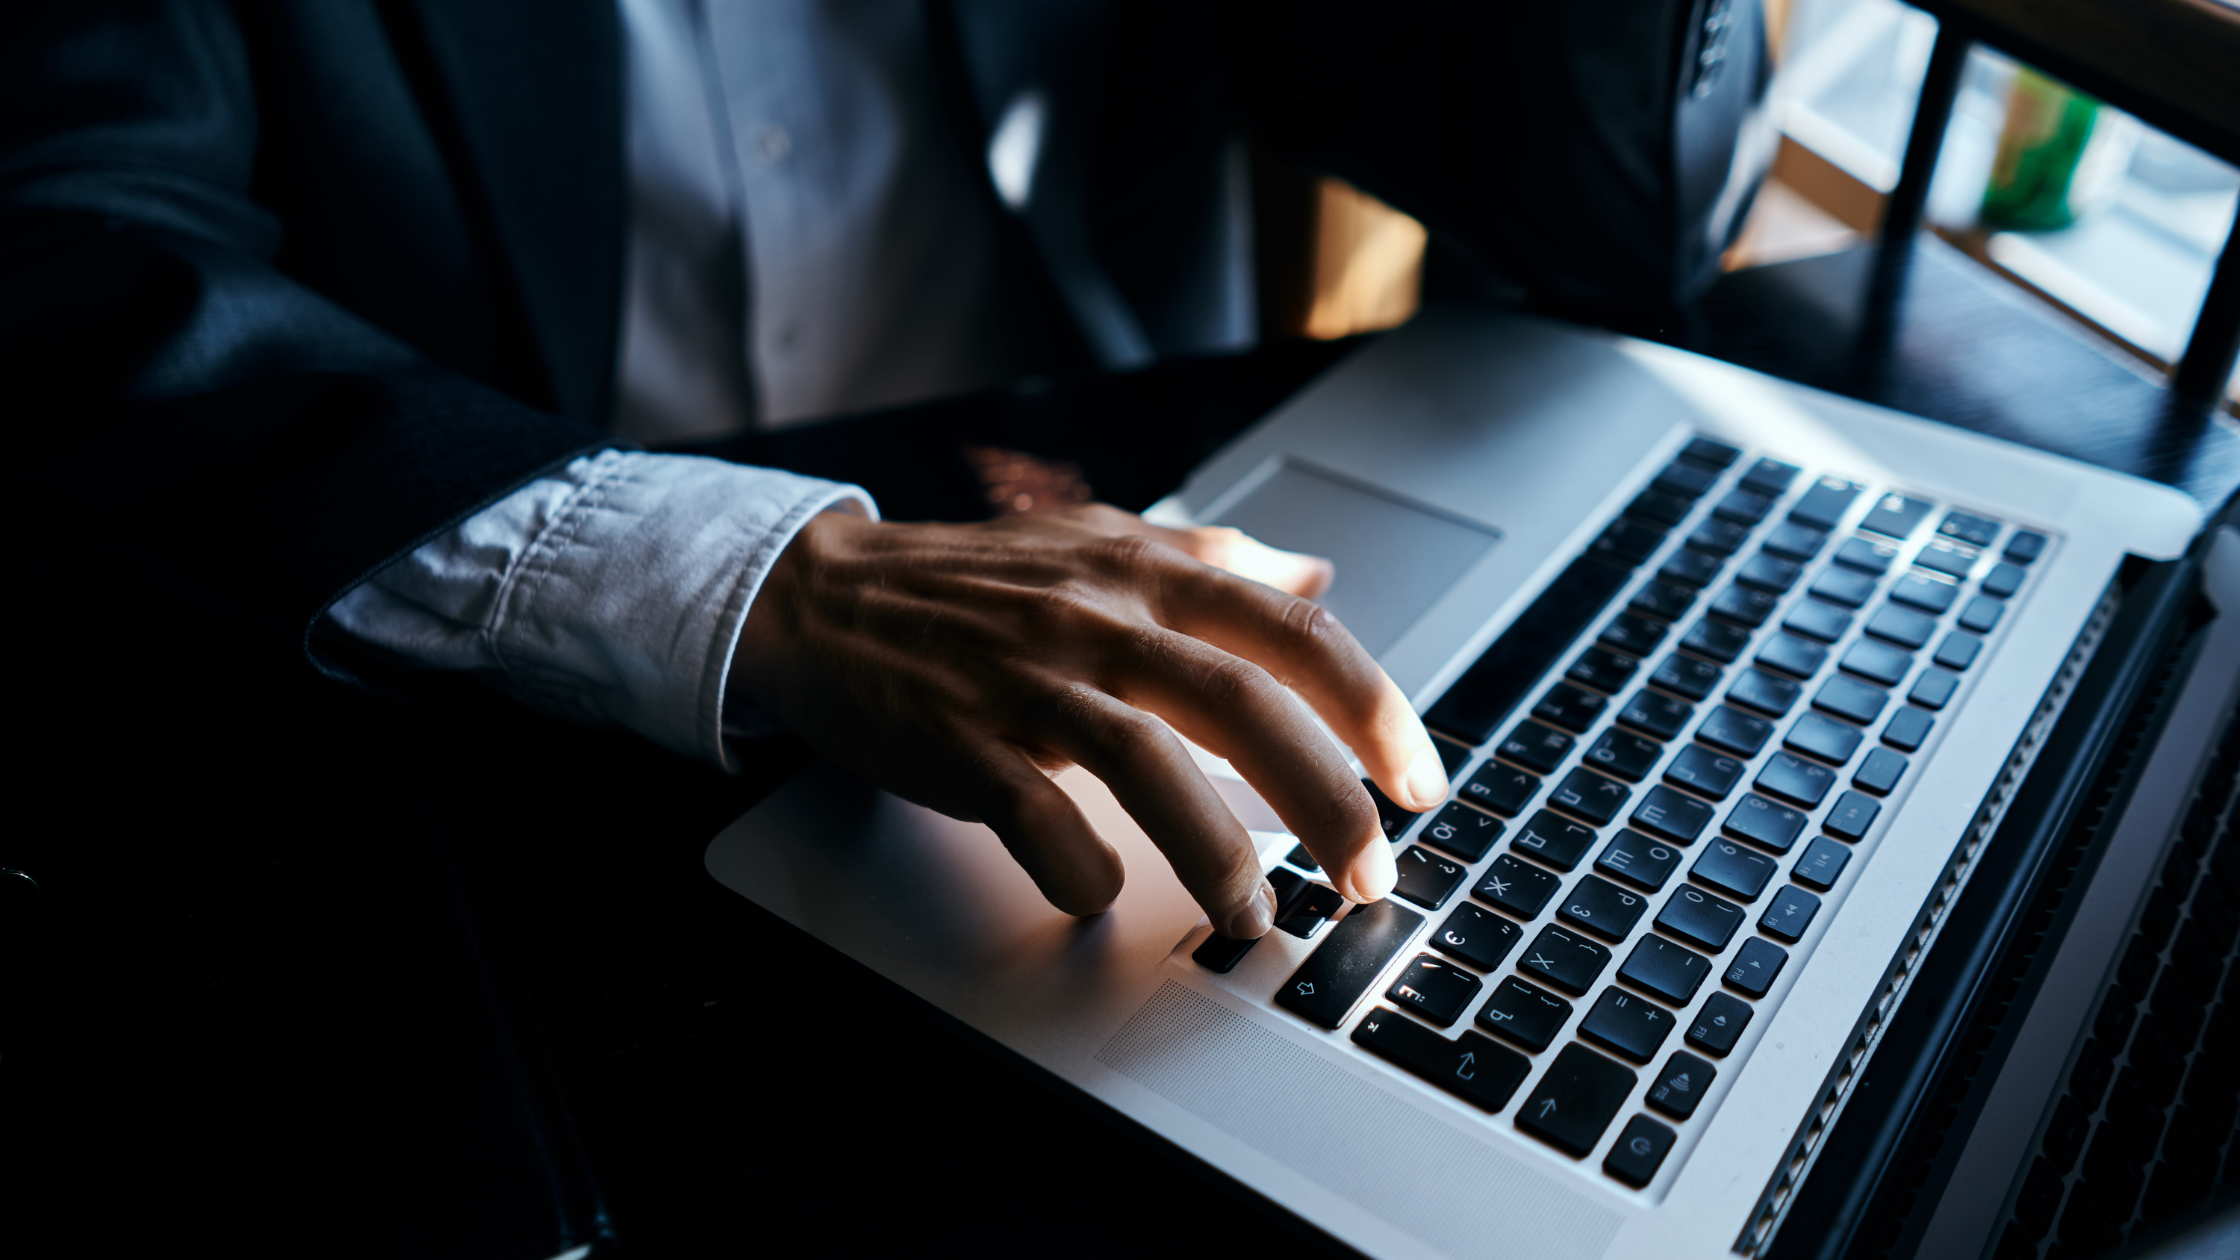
[1030,685,1278,937]
[1142,522,1334,599]
[1146,560,1445,817]
[968,741,1128,917]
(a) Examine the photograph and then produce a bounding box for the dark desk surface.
[9,237,2239,1259]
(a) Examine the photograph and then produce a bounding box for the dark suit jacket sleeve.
[0,2,608,677]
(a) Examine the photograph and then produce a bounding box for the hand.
[732,503,1447,937]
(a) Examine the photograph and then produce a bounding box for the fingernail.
[1227,881,1277,938]
[1355,840,1397,902]
[1404,746,1447,811]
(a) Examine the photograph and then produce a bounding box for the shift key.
[1276,899,1426,1029]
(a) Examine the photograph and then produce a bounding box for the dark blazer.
[0,0,1766,678]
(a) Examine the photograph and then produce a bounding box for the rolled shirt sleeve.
[326,449,874,770]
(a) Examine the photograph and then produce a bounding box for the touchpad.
[1213,460,1501,658]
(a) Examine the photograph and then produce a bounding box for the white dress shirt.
[330,0,1027,766]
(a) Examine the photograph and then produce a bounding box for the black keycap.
[1599,611,1670,657]
[1883,706,1934,752]
[1681,436,1742,468]
[1653,651,1724,700]
[1854,747,1908,796]
[1787,712,1863,766]
[1421,802,1505,862]
[1476,976,1573,1052]
[1517,1044,1638,1157]
[1560,876,1650,942]
[1628,489,1693,528]
[1393,845,1467,909]
[1653,461,1719,498]
[1824,790,1881,841]
[1724,937,1788,998]
[1552,767,1633,827]
[1909,668,1959,710]
[1275,899,1426,1029]
[1431,903,1523,971]
[1982,562,2025,598]
[1783,599,1853,643]
[1790,477,1863,530]
[1512,810,1598,871]
[1534,682,1609,734]
[1658,549,1723,588]
[1808,567,1877,609]
[1834,536,1900,574]
[1758,633,1828,679]
[2005,531,2047,564]
[1278,883,1347,938]
[1935,632,1982,671]
[1596,829,1683,892]
[1687,992,1754,1057]
[1958,594,2004,633]
[1756,752,1836,808]
[1730,668,1801,717]
[1915,543,1976,581]
[1939,511,2000,548]
[1698,704,1774,757]
[1741,458,1799,495]
[1759,886,1821,943]
[1284,844,1320,872]
[1692,839,1778,901]
[1498,721,1575,775]
[1605,1115,1678,1186]
[1629,580,1698,622]
[1594,516,1670,565]
[1710,584,1780,628]
[1792,836,1852,890]
[1366,780,1422,841]
[1658,885,1746,952]
[1688,518,1750,556]
[1618,690,1693,741]
[1520,925,1612,996]
[1476,854,1562,919]
[1724,792,1806,854]
[1681,618,1752,665]
[1567,646,1640,693]
[1840,639,1913,687]
[1665,744,1745,799]
[1462,762,1539,817]
[1649,1051,1717,1121]
[1618,934,1712,1006]
[1816,676,1891,725]
[1386,954,1482,1026]
[1764,522,1829,562]
[1268,866,1310,910]
[1425,556,1633,745]
[1892,572,1959,614]
[1585,728,1663,782]
[1860,493,1934,540]
[1581,987,1674,1062]
[1713,489,1774,525]
[1193,929,1257,973]
[1633,785,1714,844]
[1865,604,1937,649]
[1737,553,1804,593]
[1354,1009,1532,1112]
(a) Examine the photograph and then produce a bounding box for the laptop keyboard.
[1192,434,2050,1189]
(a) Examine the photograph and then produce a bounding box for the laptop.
[703,305,2232,1258]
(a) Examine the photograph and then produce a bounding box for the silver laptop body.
[705,308,2201,1260]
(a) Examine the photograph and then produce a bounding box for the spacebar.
[1423,555,1633,746]
[1274,899,1423,1029]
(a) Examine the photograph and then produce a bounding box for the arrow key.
[1353,1008,1531,1113]
[1647,1050,1717,1121]
[1517,1044,1638,1158]
[1386,953,1484,1027]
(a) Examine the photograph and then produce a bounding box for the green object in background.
[1980,68,2138,232]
